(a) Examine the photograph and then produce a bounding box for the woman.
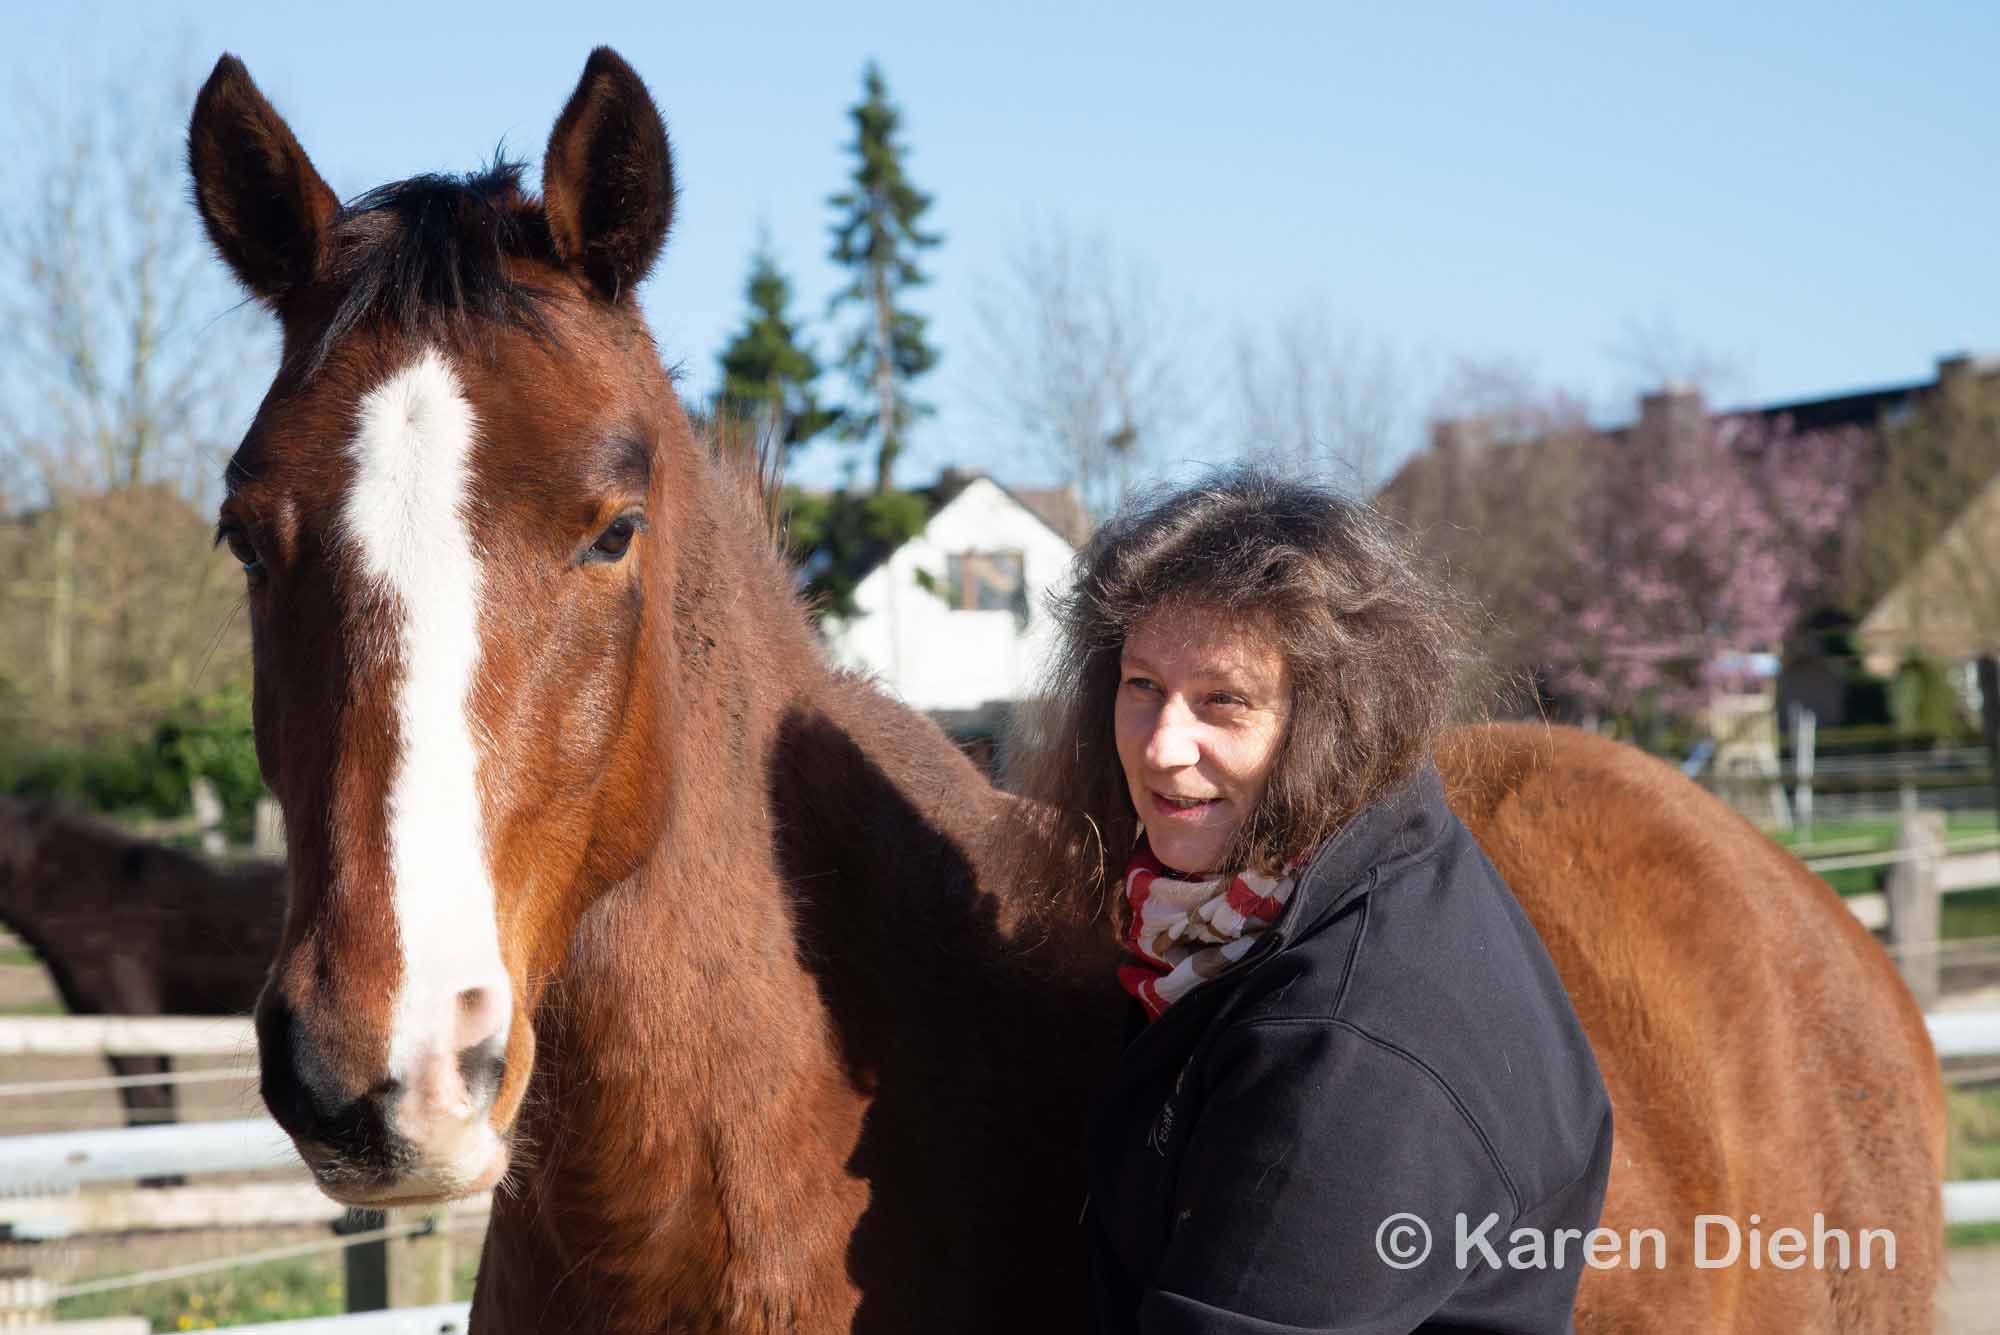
[1011,469,1612,1334]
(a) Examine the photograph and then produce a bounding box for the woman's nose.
[1145,700,1201,770]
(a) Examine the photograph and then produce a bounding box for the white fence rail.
[1833,846,2000,931]
[4,1181,352,1241]
[1804,813,1979,1011]
[201,1304,471,1334]
[0,1015,254,1057]
[0,1117,297,1193]
[0,1015,474,1324]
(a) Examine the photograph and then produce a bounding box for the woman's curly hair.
[1007,466,1466,908]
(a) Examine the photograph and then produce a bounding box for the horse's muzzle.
[256,990,509,1203]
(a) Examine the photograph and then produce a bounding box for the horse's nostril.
[457,1034,507,1110]
[256,993,398,1166]
[255,993,317,1137]
[452,984,507,1053]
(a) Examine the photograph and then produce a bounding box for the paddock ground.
[1940,1245,2000,1332]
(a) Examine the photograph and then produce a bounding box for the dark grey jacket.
[1087,764,1612,1334]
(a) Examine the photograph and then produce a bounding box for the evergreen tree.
[714,240,835,456]
[827,62,941,494]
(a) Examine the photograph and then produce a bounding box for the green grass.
[1815,864,1882,897]
[55,1256,342,1331]
[1947,1088,2000,1251]
[1951,1085,2000,1183]
[0,943,39,968]
[1950,1219,2000,1247]
[1773,811,2000,857]
[1945,887,2000,940]
[0,996,69,1016]
[1769,812,2000,898]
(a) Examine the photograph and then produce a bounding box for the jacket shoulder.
[1237,815,1609,1212]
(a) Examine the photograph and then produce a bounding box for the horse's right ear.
[187,55,339,307]
[542,47,676,302]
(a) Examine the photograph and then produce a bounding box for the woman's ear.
[542,46,676,303]
[187,54,339,308]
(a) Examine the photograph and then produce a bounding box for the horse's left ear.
[543,47,676,303]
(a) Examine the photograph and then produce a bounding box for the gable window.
[947,550,1029,624]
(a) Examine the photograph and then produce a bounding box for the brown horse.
[186,48,1943,1332]
[0,796,282,1127]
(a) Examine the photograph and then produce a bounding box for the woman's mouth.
[1151,791,1221,819]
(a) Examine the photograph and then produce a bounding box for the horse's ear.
[542,47,676,302]
[187,55,339,307]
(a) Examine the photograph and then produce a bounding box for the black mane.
[309,160,557,372]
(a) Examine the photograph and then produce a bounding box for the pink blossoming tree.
[1538,415,1871,718]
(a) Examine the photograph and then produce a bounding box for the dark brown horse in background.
[186,48,1943,1332]
[0,797,282,1126]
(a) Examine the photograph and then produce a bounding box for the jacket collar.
[1277,761,1452,940]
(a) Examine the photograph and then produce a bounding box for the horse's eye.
[586,514,642,564]
[220,525,263,575]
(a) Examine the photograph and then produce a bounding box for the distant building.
[1852,356,2000,685]
[1376,352,1999,729]
[1855,471,2000,692]
[1382,354,1995,531]
[820,472,1090,750]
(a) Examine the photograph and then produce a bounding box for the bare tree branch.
[0,51,268,737]
[1603,308,1748,404]
[0,51,270,505]
[971,219,1194,515]
[1232,303,1404,490]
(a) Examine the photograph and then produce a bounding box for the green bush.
[154,688,264,837]
[783,486,933,619]
[1890,657,1976,739]
[0,688,262,840]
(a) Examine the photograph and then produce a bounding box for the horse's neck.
[510,499,1108,1316]
[504,484,871,1314]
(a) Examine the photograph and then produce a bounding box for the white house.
[821,474,1089,715]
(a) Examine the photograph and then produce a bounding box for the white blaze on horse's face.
[339,348,510,1184]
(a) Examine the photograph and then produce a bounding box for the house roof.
[817,472,1088,581]
[1857,469,2000,662]
[1379,354,1994,512]
[1010,486,1094,547]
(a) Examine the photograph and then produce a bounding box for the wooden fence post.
[388,1211,454,1306]
[0,1272,53,1324]
[343,1206,454,1310]
[189,777,226,856]
[1885,810,1944,1012]
[343,1207,389,1311]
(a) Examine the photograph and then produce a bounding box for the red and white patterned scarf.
[1117,840,1301,1020]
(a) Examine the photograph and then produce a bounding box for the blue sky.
[6,1,1995,490]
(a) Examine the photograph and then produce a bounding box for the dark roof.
[1380,356,1994,508]
[1011,486,1095,547]
[1737,379,1927,435]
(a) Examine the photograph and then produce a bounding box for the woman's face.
[1115,607,1292,877]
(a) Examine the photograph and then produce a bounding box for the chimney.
[1636,383,1706,455]
[935,465,979,502]
[1429,418,1468,458]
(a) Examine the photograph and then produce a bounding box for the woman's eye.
[1122,675,1157,693]
[585,515,643,564]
